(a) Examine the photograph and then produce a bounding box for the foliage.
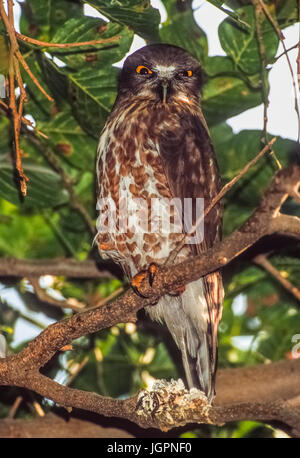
[0,0,299,438]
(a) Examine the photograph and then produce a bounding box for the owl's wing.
[156,109,223,398]
[157,110,222,252]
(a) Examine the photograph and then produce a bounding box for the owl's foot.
[131,263,158,298]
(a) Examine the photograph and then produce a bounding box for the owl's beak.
[161,80,169,104]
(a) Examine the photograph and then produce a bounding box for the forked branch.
[0,163,299,432]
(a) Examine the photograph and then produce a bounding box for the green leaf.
[0,117,11,155]
[0,35,9,75]
[160,0,208,64]
[276,0,299,29]
[20,0,51,40]
[202,76,262,126]
[21,51,54,123]
[218,5,279,75]
[0,200,66,258]
[83,0,161,41]
[216,130,294,182]
[20,0,83,41]
[270,255,300,289]
[255,303,300,361]
[67,64,118,137]
[0,161,69,209]
[206,1,251,31]
[203,56,262,90]
[214,130,298,233]
[203,56,236,77]
[37,53,117,137]
[206,0,224,6]
[50,17,134,69]
[38,110,98,170]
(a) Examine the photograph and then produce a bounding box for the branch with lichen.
[0,163,299,433]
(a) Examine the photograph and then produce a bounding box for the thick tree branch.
[0,257,114,279]
[0,164,299,433]
[0,413,134,438]
[1,359,300,435]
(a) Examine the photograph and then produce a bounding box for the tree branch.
[29,277,86,312]
[0,163,299,433]
[254,254,300,302]
[0,413,134,438]
[0,257,114,279]
[15,32,120,49]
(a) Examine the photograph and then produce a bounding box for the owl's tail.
[147,274,223,403]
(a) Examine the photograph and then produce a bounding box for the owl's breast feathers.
[96,94,224,400]
[96,97,222,277]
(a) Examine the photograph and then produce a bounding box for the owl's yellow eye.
[136,65,153,75]
[181,70,192,77]
[177,70,193,78]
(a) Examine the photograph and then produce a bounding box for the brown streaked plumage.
[96,44,224,402]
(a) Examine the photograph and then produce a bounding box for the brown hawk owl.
[96,44,223,402]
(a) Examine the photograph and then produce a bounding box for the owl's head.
[118,44,203,104]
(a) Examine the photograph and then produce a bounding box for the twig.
[254,0,269,138]
[0,0,53,196]
[254,254,300,302]
[253,0,281,168]
[29,277,86,312]
[0,99,48,138]
[8,395,23,419]
[166,136,276,266]
[66,356,89,387]
[15,32,120,49]
[32,401,45,417]
[276,42,299,61]
[0,0,29,195]
[93,286,124,308]
[205,1,250,31]
[256,0,300,142]
[16,50,53,102]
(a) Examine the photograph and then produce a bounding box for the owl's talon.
[131,263,159,297]
[132,285,148,298]
[131,271,149,298]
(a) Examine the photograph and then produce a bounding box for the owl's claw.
[131,263,158,298]
[131,271,149,298]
